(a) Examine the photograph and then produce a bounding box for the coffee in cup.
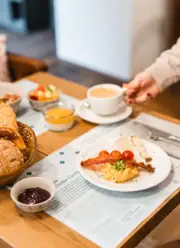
[87,84,126,116]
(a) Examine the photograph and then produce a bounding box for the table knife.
[134,121,180,144]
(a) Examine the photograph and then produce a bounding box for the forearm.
[145,37,180,90]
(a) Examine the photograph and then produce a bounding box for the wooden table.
[0,72,179,248]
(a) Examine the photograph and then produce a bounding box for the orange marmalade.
[45,107,74,131]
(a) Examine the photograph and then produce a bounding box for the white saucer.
[76,99,132,125]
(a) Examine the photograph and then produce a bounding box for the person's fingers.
[124,73,157,100]
[124,75,150,98]
[143,93,153,105]
[125,85,140,98]
[134,93,149,103]
[134,84,160,103]
[123,84,136,96]
[129,77,142,88]
[126,81,149,98]
[126,89,138,98]
[125,90,154,104]
[140,79,154,88]
[127,79,151,98]
[124,97,135,105]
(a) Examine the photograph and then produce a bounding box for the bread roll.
[0,103,18,138]
[0,139,25,177]
[0,103,27,154]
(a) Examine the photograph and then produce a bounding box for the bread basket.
[0,122,37,186]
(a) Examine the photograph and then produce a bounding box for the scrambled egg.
[102,163,139,183]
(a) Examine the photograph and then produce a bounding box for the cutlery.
[133,121,180,145]
[131,121,180,159]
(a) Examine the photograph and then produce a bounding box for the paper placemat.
[15,114,180,248]
[16,79,80,136]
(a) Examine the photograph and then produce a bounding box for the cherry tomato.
[99,150,109,157]
[110,150,121,159]
[122,150,134,160]
[37,85,45,92]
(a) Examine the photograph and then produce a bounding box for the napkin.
[120,113,180,159]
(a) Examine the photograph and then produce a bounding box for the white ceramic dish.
[10,177,56,213]
[28,89,61,112]
[76,99,132,125]
[87,84,126,116]
[0,82,22,113]
[77,137,171,192]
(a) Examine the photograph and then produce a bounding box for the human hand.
[123,71,160,104]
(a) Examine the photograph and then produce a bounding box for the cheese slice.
[131,136,150,161]
[115,136,133,152]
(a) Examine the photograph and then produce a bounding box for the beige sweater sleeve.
[145,37,180,90]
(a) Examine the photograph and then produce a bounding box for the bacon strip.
[81,150,122,167]
[81,157,121,167]
[126,161,155,173]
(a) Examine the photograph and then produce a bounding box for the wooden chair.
[7,53,48,81]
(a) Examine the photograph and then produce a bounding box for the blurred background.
[1,0,180,86]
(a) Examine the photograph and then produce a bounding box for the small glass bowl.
[43,102,75,132]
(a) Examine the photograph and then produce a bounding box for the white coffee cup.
[87,84,126,116]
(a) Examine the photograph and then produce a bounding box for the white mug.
[87,84,126,116]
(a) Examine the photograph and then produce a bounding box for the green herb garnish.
[26,172,32,176]
[111,160,126,171]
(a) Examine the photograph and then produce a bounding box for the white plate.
[76,99,132,125]
[77,137,171,192]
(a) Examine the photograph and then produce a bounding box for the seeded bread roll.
[0,103,18,138]
[0,103,27,154]
[0,139,25,177]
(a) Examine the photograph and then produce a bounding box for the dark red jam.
[18,187,50,205]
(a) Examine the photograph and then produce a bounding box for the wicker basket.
[0,122,37,186]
